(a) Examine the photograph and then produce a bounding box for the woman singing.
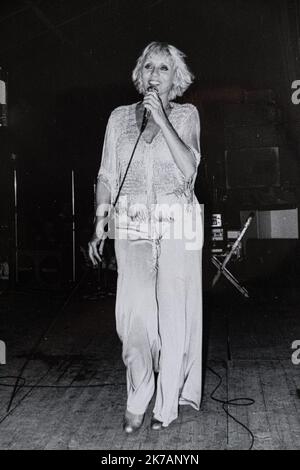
[89,41,203,432]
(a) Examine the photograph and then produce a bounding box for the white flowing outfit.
[98,102,203,427]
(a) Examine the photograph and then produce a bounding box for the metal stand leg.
[212,255,249,298]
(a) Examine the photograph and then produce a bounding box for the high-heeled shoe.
[150,417,163,430]
[123,410,144,434]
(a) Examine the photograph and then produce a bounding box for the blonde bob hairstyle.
[132,41,195,101]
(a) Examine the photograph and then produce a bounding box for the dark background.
[1,0,300,287]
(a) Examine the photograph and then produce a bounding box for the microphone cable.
[111,88,156,210]
[111,113,145,210]
[96,100,149,247]
[207,364,255,450]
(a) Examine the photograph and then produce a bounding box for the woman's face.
[141,52,175,102]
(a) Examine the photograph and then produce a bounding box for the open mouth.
[148,83,160,91]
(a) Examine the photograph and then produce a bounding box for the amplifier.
[211,213,226,253]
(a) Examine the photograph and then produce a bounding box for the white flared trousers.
[114,230,203,427]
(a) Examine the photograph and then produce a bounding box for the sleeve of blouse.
[180,105,201,170]
[97,111,119,203]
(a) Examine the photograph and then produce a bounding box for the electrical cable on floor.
[207,365,255,450]
[0,376,126,389]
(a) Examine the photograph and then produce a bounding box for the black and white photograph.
[0,0,300,453]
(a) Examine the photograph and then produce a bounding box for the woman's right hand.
[88,230,106,266]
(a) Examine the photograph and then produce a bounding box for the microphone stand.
[10,153,18,289]
[71,169,76,283]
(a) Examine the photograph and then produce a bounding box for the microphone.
[141,86,158,132]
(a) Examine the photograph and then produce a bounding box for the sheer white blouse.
[97,101,201,224]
